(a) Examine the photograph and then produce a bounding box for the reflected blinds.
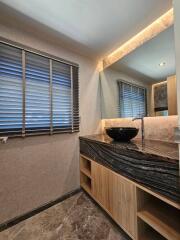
[118,81,147,118]
[0,42,79,137]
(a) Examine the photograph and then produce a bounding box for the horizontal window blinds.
[26,52,50,133]
[0,42,79,137]
[52,61,72,132]
[118,81,147,118]
[0,43,22,136]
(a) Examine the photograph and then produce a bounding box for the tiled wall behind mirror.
[100,25,177,119]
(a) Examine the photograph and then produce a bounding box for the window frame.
[0,38,79,137]
[117,80,147,118]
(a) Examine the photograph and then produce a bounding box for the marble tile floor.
[0,192,131,240]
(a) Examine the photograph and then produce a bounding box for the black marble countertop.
[80,134,179,162]
[79,134,180,203]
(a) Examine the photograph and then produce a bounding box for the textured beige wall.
[0,11,101,223]
[173,0,180,127]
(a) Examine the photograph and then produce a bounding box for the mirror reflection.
[100,25,177,119]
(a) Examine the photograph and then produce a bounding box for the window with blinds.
[118,81,147,118]
[0,42,79,137]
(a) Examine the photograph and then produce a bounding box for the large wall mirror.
[100,25,177,119]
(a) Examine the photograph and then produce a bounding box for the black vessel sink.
[106,127,139,142]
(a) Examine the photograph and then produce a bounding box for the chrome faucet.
[132,117,145,142]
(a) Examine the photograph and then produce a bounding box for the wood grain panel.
[167,75,177,115]
[120,177,136,237]
[108,172,122,225]
[91,161,110,210]
[91,160,137,238]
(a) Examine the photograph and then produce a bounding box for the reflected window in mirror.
[118,81,147,118]
[100,25,177,119]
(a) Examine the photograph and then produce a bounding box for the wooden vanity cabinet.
[80,154,180,240]
[91,160,136,239]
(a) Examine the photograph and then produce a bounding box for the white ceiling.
[0,0,172,59]
[111,26,176,83]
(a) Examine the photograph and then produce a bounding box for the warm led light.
[97,60,104,72]
[103,8,174,69]
[159,62,166,67]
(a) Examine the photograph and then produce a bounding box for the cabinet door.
[120,176,136,237]
[109,172,122,224]
[91,161,110,211]
[109,172,136,238]
[91,161,136,239]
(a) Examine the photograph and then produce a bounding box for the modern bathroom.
[0,0,179,240]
